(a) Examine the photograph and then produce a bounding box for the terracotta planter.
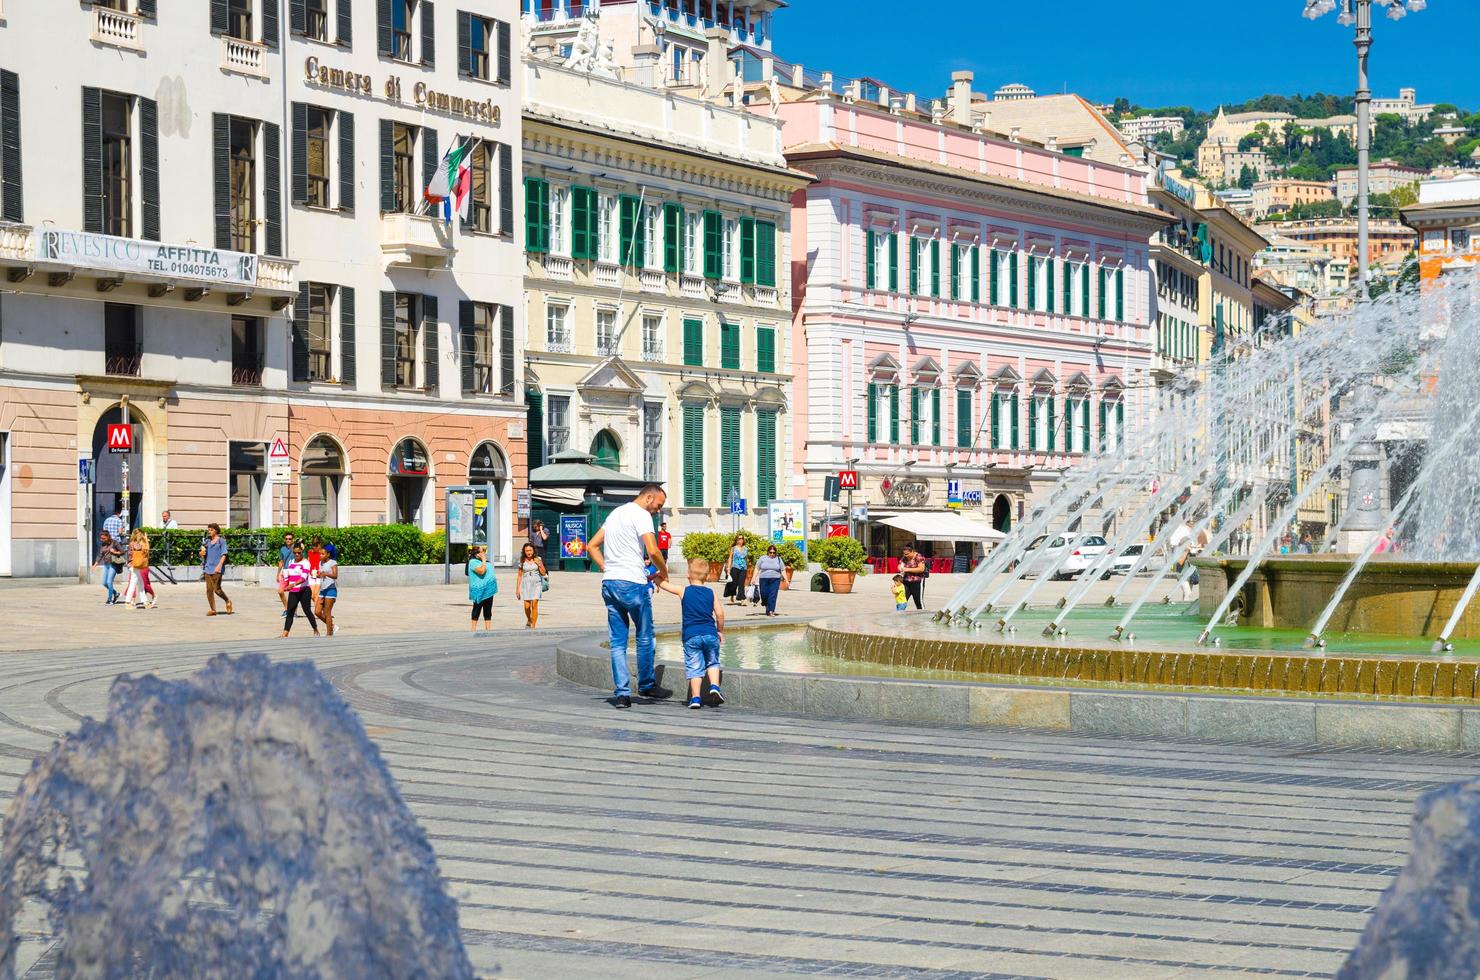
[781,567,795,590]
[827,569,857,594]
[706,563,723,582]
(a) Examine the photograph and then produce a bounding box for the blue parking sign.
[731,497,748,516]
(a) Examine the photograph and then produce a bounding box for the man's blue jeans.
[603,580,656,697]
[102,563,118,602]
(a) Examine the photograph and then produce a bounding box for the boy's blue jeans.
[603,580,656,697]
[682,634,721,679]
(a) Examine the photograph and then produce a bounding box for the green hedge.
[139,524,461,567]
[679,530,807,568]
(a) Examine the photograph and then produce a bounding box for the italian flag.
[425,139,472,225]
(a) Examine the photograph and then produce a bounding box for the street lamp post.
[1302,0,1425,301]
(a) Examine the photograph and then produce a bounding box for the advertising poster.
[559,516,589,560]
[446,487,490,547]
[768,499,807,556]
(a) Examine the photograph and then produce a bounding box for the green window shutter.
[1080,263,1090,316]
[663,203,682,273]
[1117,399,1125,449]
[930,239,940,297]
[909,386,920,444]
[740,217,756,284]
[970,246,980,303]
[756,220,776,287]
[1097,266,1107,319]
[524,177,548,253]
[1098,400,1108,451]
[931,387,941,446]
[1047,258,1056,312]
[1047,397,1056,452]
[956,388,972,448]
[683,405,705,507]
[526,388,545,466]
[949,245,960,300]
[721,321,739,370]
[703,209,722,279]
[908,237,920,295]
[570,186,594,260]
[865,229,876,289]
[1027,256,1037,311]
[720,407,741,506]
[1010,394,1020,449]
[1009,252,1019,307]
[618,194,641,268]
[991,394,1001,448]
[1081,399,1090,452]
[1115,267,1125,321]
[989,248,1000,305]
[889,385,900,443]
[887,234,898,292]
[867,381,878,443]
[1028,396,1038,451]
[683,317,703,366]
[756,409,777,508]
[1062,260,1072,314]
[756,327,775,373]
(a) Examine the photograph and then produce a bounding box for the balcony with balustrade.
[91,5,144,52]
[221,35,270,79]
[381,213,454,269]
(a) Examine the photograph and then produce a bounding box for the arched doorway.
[590,429,621,470]
[992,493,1012,533]
[469,441,509,561]
[90,406,147,541]
[300,435,347,527]
[388,437,432,529]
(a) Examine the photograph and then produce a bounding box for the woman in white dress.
[517,543,548,629]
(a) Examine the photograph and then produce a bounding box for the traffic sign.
[823,476,840,502]
[268,435,291,484]
[268,435,290,460]
[730,497,748,516]
[78,459,95,485]
[106,424,132,454]
[838,470,859,491]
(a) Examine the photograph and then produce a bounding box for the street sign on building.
[268,435,291,485]
[730,497,748,516]
[106,424,132,454]
[947,479,962,509]
[78,459,95,485]
[838,470,859,491]
[516,488,531,518]
[823,476,840,502]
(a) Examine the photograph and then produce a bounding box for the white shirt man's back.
[601,502,654,585]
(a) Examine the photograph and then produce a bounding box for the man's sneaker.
[705,686,726,707]
[688,696,702,710]
[638,685,673,700]
[614,696,632,709]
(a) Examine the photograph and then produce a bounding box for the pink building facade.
[777,96,1168,552]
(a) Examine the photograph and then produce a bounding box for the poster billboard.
[559,516,589,561]
[768,499,807,556]
[446,487,490,547]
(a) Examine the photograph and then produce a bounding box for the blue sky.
[773,1,1480,112]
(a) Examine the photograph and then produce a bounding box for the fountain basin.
[1195,557,1480,639]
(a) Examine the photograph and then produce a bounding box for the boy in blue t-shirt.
[676,558,725,709]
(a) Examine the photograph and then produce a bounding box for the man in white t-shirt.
[589,485,671,708]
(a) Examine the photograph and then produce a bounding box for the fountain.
[0,654,473,978]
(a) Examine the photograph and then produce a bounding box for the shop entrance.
[0,431,10,576]
[90,408,145,552]
[992,494,1012,533]
[389,437,432,529]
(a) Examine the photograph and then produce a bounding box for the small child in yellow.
[892,574,908,611]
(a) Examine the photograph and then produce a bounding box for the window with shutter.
[1098,400,1107,451]
[1027,396,1038,451]
[739,217,755,284]
[1047,257,1056,312]
[340,286,356,387]
[931,388,941,446]
[887,233,898,292]
[263,122,282,255]
[663,203,682,273]
[720,322,739,370]
[956,388,972,448]
[422,294,439,394]
[866,382,878,443]
[1116,399,1125,449]
[420,0,436,67]
[755,410,777,508]
[989,248,999,305]
[756,327,775,373]
[908,237,920,295]
[683,317,703,366]
[292,282,310,382]
[1062,259,1072,314]
[524,177,549,253]
[683,405,705,507]
[1046,397,1055,452]
[1010,394,1020,449]
[909,386,920,444]
[720,407,741,507]
[970,246,980,303]
[1080,262,1090,317]
[0,71,21,223]
[618,194,643,268]
[930,239,940,297]
[380,291,397,391]
[338,0,353,45]
[888,385,900,443]
[865,229,876,289]
[702,209,722,279]
[497,20,511,85]
[991,393,1003,449]
[570,185,596,259]
[1080,399,1090,452]
[949,243,960,300]
[1009,251,1019,307]
[500,305,515,395]
[1027,255,1037,311]
[1115,267,1125,321]
[755,220,776,287]
[526,388,545,467]
[1098,266,1107,320]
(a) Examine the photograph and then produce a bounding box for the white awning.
[876,511,1005,542]
[531,486,585,507]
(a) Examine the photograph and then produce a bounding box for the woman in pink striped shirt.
[280,543,320,638]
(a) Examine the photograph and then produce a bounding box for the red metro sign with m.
[106,424,133,454]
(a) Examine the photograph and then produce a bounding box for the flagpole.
[609,185,648,351]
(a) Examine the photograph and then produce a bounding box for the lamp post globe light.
[1302,0,1425,300]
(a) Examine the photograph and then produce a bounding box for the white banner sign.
[39,230,259,288]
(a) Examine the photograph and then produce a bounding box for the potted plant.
[775,540,806,589]
[812,537,865,594]
[680,532,730,581]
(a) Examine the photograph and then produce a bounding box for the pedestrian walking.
[199,523,232,616]
[275,532,297,620]
[900,546,927,610]
[677,557,725,710]
[102,501,127,553]
[467,545,498,632]
[96,530,124,605]
[307,535,324,608]
[517,542,547,629]
[316,541,339,636]
[280,544,319,638]
[656,522,672,561]
[588,484,672,708]
[723,534,748,605]
[755,545,785,617]
[527,520,549,555]
[122,528,156,609]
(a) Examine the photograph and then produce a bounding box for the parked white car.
[1104,543,1167,578]
[1012,532,1108,579]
